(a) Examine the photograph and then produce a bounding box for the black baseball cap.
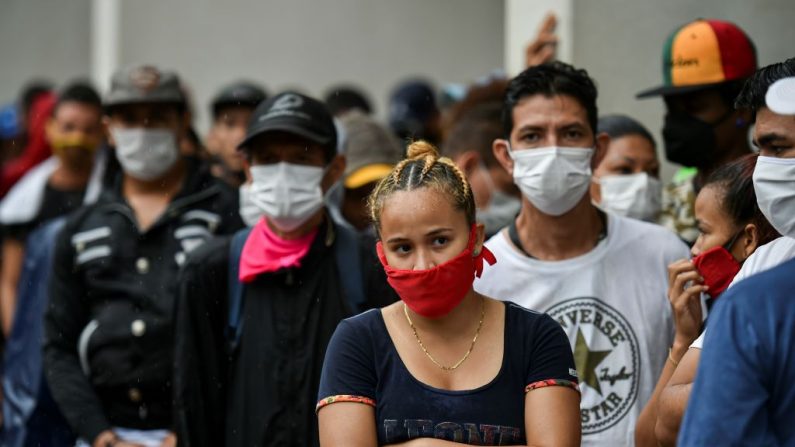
[238,91,337,152]
[211,81,267,117]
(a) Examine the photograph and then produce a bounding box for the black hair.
[324,86,372,116]
[502,61,598,138]
[54,82,102,114]
[735,58,795,118]
[705,154,779,245]
[441,102,503,167]
[597,114,656,148]
[20,80,53,115]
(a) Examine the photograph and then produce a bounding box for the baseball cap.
[388,80,439,137]
[238,91,337,152]
[766,77,795,115]
[211,81,267,116]
[104,65,185,108]
[340,112,404,189]
[637,19,757,98]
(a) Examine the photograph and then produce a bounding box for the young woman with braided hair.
[317,141,580,446]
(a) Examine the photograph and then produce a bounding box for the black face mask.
[662,109,734,169]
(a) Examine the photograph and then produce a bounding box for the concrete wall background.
[3,0,794,183]
[0,0,93,106]
[1,0,504,133]
[572,0,795,181]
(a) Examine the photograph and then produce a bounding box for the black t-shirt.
[317,302,579,445]
[4,182,85,242]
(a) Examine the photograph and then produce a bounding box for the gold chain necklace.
[403,298,485,371]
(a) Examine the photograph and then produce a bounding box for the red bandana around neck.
[239,218,319,283]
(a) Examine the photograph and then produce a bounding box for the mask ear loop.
[722,228,745,263]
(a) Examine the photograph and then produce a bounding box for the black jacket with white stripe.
[43,158,243,443]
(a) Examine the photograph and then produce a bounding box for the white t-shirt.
[474,214,689,446]
[691,236,795,350]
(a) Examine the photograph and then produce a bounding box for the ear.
[44,118,57,143]
[455,151,482,177]
[738,223,760,261]
[321,154,346,191]
[733,107,752,128]
[492,138,514,176]
[102,116,115,147]
[592,132,610,170]
[242,159,252,183]
[472,222,486,256]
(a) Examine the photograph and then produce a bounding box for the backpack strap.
[333,224,366,314]
[226,227,252,351]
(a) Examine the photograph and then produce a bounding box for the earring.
[735,117,746,128]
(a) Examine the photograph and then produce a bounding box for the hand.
[666,259,707,352]
[525,13,558,67]
[160,432,177,447]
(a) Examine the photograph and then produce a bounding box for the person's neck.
[267,210,326,240]
[123,158,187,199]
[696,138,753,186]
[513,197,604,261]
[407,289,483,337]
[49,162,91,191]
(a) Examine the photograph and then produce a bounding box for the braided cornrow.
[368,140,476,235]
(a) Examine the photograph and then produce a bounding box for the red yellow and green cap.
[637,19,757,98]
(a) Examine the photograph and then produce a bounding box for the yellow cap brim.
[344,164,394,189]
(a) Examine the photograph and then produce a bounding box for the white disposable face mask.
[595,172,662,221]
[753,155,795,238]
[238,183,262,227]
[249,162,327,232]
[509,145,594,216]
[111,128,179,181]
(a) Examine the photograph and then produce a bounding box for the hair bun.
[406,140,440,160]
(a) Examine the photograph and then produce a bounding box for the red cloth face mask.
[376,225,497,319]
[692,246,741,299]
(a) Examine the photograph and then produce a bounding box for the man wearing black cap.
[173,92,395,447]
[43,65,243,447]
[388,79,441,146]
[637,19,757,245]
[206,81,267,187]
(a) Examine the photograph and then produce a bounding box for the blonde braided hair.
[368,140,475,234]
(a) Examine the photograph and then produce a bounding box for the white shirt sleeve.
[690,331,705,349]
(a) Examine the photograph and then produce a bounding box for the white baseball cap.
[765,77,795,115]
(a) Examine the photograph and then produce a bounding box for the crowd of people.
[0,15,793,447]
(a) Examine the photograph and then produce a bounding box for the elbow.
[654,417,679,447]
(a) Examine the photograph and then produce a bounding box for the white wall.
[116,0,505,132]
[1,0,504,133]
[0,0,92,106]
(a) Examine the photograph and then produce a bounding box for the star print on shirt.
[573,327,612,395]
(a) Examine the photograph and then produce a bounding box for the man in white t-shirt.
[474,61,689,446]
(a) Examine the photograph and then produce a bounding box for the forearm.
[43,346,111,441]
[635,342,688,447]
[387,440,528,447]
[0,280,15,336]
[655,382,692,447]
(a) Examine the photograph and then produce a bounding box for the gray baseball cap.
[340,112,404,189]
[104,65,185,109]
